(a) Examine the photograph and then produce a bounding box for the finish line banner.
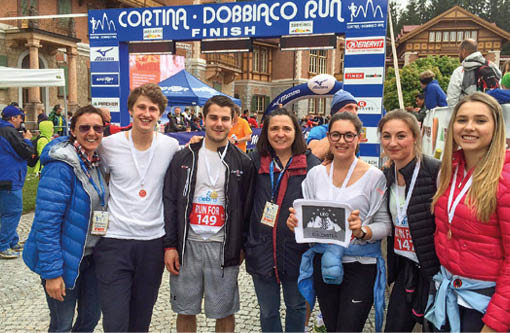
[89,0,387,42]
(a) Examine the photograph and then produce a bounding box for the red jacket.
[434,150,510,332]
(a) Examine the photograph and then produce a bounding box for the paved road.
[0,212,377,332]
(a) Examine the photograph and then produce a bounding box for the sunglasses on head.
[78,124,104,133]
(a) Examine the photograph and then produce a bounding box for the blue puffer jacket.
[23,137,106,289]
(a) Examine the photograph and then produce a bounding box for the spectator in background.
[165,107,188,133]
[228,105,252,152]
[33,120,54,175]
[502,60,510,77]
[0,105,37,259]
[37,106,48,123]
[49,104,67,136]
[447,39,501,106]
[248,114,259,128]
[99,108,132,137]
[242,109,249,121]
[406,93,427,123]
[487,73,510,105]
[420,70,447,110]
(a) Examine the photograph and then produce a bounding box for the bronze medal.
[139,189,147,198]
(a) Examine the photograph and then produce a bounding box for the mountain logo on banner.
[90,13,116,34]
[348,0,384,22]
[307,74,336,95]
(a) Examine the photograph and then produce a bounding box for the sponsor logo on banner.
[346,0,385,30]
[344,67,384,85]
[307,74,336,95]
[89,13,117,40]
[144,28,163,40]
[345,36,385,55]
[91,47,119,62]
[92,97,120,112]
[356,97,382,114]
[289,21,313,34]
[91,73,120,87]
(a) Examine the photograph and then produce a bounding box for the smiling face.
[267,115,295,156]
[70,113,104,156]
[453,101,495,157]
[204,103,232,145]
[327,119,359,160]
[130,95,161,133]
[381,119,416,164]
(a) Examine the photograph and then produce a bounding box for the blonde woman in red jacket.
[427,92,510,332]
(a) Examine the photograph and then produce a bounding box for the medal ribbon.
[329,157,358,199]
[269,156,294,202]
[447,165,473,224]
[203,139,229,188]
[394,160,420,223]
[78,159,106,207]
[128,130,157,190]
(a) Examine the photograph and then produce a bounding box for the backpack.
[474,60,500,92]
[31,134,42,162]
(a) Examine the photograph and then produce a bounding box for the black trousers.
[94,237,164,332]
[428,306,484,332]
[385,257,429,332]
[313,255,377,332]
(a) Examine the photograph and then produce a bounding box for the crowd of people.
[0,37,509,333]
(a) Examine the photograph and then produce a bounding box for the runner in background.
[228,105,252,152]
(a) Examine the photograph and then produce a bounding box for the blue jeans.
[43,255,100,332]
[0,189,22,251]
[252,275,307,332]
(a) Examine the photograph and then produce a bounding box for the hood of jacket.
[462,51,486,71]
[38,120,54,139]
[40,136,80,169]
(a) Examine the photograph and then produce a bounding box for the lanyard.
[447,165,472,224]
[79,159,106,207]
[269,156,294,202]
[128,130,157,189]
[203,139,229,187]
[329,158,358,199]
[394,159,420,222]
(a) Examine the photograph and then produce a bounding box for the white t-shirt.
[98,131,179,240]
[389,183,419,263]
[187,144,226,242]
[302,163,391,264]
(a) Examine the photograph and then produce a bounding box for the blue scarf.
[298,242,386,332]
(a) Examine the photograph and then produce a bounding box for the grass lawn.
[22,173,39,214]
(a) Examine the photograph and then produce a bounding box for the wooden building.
[394,6,510,67]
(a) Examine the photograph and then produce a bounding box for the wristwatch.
[357,226,367,240]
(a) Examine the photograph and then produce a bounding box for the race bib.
[260,201,279,228]
[189,203,225,234]
[394,217,415,253]
[91,211,109,236]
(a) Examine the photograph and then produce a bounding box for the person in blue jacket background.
[23,105,108,332]
[420,70,447,110]
[0,105,36,259]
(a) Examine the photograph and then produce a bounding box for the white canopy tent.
[0,66,67,131]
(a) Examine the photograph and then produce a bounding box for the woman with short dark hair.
[245,108,320,332]
[23,105,107,332]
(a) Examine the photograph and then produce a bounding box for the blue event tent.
[158,69,241,107]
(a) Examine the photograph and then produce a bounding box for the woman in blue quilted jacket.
[23,105,108,332]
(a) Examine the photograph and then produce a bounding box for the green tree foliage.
[383,56,460,111]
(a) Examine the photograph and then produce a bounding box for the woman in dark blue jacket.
[23,105,108,332]
[245,108,320,332]
[420,70,447,110]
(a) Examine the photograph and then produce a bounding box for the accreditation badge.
[91,211,109,236]
[261,201,279,228]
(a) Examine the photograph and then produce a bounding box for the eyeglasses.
[328,131,358,143]
[78,124,104,133]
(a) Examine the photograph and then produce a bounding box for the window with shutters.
[58,0,71,27]
[308,98,326,114]
[252,95,267,113]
